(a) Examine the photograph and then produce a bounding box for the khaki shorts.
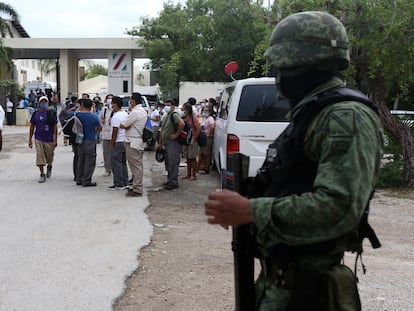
[182,142,198,159]
[35,139,55,166]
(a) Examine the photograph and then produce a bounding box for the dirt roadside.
[114,157,234,311]
[115,152,414,311]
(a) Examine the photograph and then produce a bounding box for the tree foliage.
[130,0,414,185]
[0,41,13,76]
[253,0,414,186]
[0,2,19,76]
[80,64,108,81]
[0,2,19,37]
[39,59,58,81]
[127,0,269,97]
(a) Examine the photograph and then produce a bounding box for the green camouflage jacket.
[250,77,384,250]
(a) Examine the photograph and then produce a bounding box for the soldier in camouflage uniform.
[204,11,383,311]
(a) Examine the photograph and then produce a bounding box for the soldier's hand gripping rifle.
[230,153,255,311]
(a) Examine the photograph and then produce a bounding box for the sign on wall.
[108,50,132,95]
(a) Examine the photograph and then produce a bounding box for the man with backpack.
[75,99,102,187]
[59,99,74,146]
[204,11,383,310]
[28,96,58,183]
[99,94,114,177]
[159,98,185,190]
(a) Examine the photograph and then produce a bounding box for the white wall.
[179,82,225,106]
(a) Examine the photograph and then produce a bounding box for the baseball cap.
[39,96,49,103]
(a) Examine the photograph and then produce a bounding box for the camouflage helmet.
[264,11,350,71]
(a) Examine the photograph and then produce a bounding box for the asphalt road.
[0,126,153,311]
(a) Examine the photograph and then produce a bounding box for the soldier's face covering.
[276,66,334,106]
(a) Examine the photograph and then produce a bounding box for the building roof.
[11,20,30,38]
[3,37,145,59]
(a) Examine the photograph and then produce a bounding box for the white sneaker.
[108,185,128,190]
[102,171,111,177]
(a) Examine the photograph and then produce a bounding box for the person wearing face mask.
[120,93,147,197]
[28,96,58,183]
[160,98,185,190]
[99,94,114,177]
[197,106,215,174]
[149,103,160,150]
[181,102,201,181]
[205,11,383,310]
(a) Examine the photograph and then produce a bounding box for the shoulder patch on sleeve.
[328,109,355,137]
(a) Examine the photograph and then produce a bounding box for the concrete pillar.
[60,49,79,99]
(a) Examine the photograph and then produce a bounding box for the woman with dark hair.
[197,106,215,174]
[181,103,201,180]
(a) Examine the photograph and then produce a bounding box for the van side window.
[236,85,289,122]
[218,86,235,120]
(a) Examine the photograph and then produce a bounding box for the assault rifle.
[230,153,255,311]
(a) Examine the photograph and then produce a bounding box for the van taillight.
[227,134,240,155]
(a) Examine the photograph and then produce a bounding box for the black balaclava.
[276,65,338,107]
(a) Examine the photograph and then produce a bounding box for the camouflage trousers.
[254,252,360,311]
[255,274,292,311]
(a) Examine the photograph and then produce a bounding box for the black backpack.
[61,116,77,145]
[31,109,57,127]
[170,112,192,145]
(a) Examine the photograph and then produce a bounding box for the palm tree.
[39,59,58,81]
[0,2,19,77]
[0,2,19,37]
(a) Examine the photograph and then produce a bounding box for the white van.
[212,77,289,188]
[119,95,150,114]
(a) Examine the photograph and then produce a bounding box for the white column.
[60,49,78,99]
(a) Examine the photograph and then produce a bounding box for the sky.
[7,0,183,38]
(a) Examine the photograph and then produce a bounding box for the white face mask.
[178,110,185,117]
[106,98,112,105]
[164,106,171,113]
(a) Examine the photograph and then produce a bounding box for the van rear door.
[230,83,289,177]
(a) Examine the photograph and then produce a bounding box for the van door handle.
[242,135,265,138]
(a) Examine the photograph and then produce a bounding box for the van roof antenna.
[224,61,239,81]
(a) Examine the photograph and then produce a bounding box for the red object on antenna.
[224,61,239,75]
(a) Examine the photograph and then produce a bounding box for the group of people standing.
[26,88,218,196]
[159,97,216,190]
[29,92,147,198]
